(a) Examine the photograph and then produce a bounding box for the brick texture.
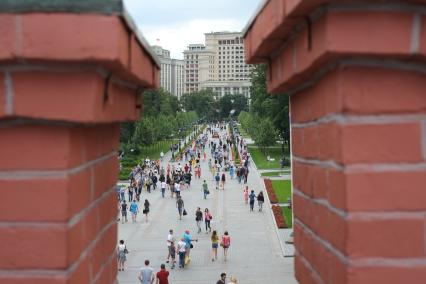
[0,4,157,283]
[245,1,426,283]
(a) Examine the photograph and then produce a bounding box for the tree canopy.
[238,64,290,155]
[120,88,198,149]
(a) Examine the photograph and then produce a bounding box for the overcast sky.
[124,0,262,59]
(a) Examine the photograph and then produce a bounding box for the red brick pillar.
[0,3,159,283]
[244,1,426,283]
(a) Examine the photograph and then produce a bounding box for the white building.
[183,32,252,98]
[152,45,185,99]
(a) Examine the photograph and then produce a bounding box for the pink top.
[205,212,212,221]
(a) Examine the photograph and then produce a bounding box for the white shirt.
[175,183,180,192]
[177,240,187,252]
[167,234,175,247]
[161,181,167,189]
[118,244,125,252]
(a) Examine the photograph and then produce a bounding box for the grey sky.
[124,0,262,59]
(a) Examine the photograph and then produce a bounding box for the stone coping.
[0,0,160,68]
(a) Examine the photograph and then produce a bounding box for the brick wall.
[0,3,159,283]
[244,1,426,283]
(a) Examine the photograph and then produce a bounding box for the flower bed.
[272,205,287,228]
[263,178,278,204]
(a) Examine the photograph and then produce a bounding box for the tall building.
[184,32,252,98]
[152,45,185,99]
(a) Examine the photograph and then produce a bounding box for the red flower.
[271,205,288,229]
[263,179,278,204]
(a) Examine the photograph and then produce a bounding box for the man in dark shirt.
[121,202,128,223]
[216,272,226,284]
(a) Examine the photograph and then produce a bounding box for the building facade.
[152,45,185,99]
[184,32,252,98]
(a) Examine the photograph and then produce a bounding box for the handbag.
[206,190,210,194]
[190,243,194,249]
[183,209,187,216]
[143,209,147,214]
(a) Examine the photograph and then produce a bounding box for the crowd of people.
[116,123,268,284]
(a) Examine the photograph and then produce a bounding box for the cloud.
[140,18,246,59]
[124,0,260,26]
[123,0,262,59]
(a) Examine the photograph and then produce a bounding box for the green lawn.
[261,170,291,177]
[248,146,289,169]
[281,206,293,228]
[271,180,292,203]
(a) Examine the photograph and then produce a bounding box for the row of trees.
[181,91,248,121]
[120,87,250,153]
[120,89,199,151]
[238,64,290,154]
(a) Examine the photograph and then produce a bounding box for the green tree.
[249,64,290,152]
[132,117,155,146]
[218,94,248,118]
[251,117,278,154]
[120,122,135,144]
[181,90,217,120]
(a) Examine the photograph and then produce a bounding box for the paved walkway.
[117,129,296,284]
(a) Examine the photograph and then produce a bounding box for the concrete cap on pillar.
[0,0,160,123]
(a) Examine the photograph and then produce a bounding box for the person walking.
[244,167,249,184]
[128,186,134,202]
[243,187,249,204]
[130,200,139,223]
[215,172,220,190]
[117,239,128,271]
[143,199,150,223]
[138,259,155,284]
[220,231,231,261]
[169,241,176,269]
[166,229,175,264]
[160,180,167,198]
[202,180,209,199]
[120,186,126,202]
[257,191,265,211]
[177,238,187,268]
[155,264,169,284]
[229,165,235,179]
[176,196,184,220]
[121,201,128,224]
[204,208,212,233]
[216,273,227,284]
[183,230,198,257]
[212,164,216,180]
[211,230,219,261]
[195,207,203,234]
[249,190,256,212]
[174,182,181,198]
[195,207,203,233]
[221,172,226,189]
